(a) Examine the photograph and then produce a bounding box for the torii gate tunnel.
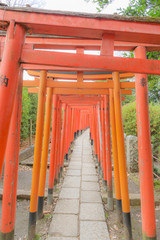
[0,6,159,240]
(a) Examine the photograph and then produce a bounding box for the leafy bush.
[28,92,38,135]
[20,88,38,140]
[122,102,160,158]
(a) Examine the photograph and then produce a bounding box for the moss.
[154,180,160,190]
[32,234,41,240]
[43,213,52,220]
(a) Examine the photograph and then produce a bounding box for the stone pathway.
[47,130,110,240]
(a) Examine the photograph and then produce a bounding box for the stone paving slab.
[81,191,102,203]
[69,165,82,170]
[69,162,82,167]
[82,168,97,175]
[66,169,81,176]
[81,181,100,191]
[83,163,95,168]
[59,188,80,199]
[49,214,78,237]
[82,175,98,182]
[70,158,82,162]
[48,238,78,240]
[54,199,79,214]
[82,158,93,163]
[80,203,105,221]
[82,154,92,157]
[80,221,110,240]
[63,176,81,188]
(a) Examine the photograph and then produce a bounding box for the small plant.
[153,167,160,178]
[32,234,41,240]
[154,180,160,191]
[44,213,52,220]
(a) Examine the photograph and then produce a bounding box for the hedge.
[21,88,38,140]
[122,101,160,158]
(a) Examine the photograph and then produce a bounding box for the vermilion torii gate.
[0,6,159,240]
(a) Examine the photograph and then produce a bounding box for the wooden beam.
[1,35,158,51]
[28,87,132,95]
[59,95,103,101]
[27,70,134,80]
[23,80,135,89]
[1,8,160,44]
[21,50,160,75]
[22,64,103,72]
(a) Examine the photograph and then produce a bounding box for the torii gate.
[0,6,159,240]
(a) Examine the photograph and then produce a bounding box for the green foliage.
[122,102,137,136]
[118,0,160,17]
[153,167,160,178]
[21,88,38,141]
[105,211,108,218]
[32,234,41,240]
[154,180,160,190]
[122,91,136,106]
[21,88,31,140]
[85,0,113,11]
[28,92,38,135]
[122,101,160,158]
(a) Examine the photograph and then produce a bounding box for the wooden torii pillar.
[0,8,160,240]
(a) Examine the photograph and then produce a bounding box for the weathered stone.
[82,168,97,175]
[49,214,78,237]
[54,199,79,214]
[81,191,102,203]
[48,238,78,240]
[82,175,98,182]
[80,203,105,221]
[80,221,110,240]
[59,188,80,199]
[19,145,34,162]
[69,165,82,170]
[66,169,81,176]
[83,163,95,168]
[63,176,81,188]
[126,135,139,173]
[81,181,100,191]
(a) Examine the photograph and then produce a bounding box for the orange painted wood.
[27,70,135,80]
[23,79,135,89]
[23,64,104,72]
[109,89,121,201]
[38,87,53,197]
[48,94,58,191]
[0,35,158,51]
[30,70,47,213]
[135,46,156,238]
[22,49,160,75]
[1,70,23,235]
[28,87,132,95]
[0,36,152,51]
[113,72,130,214]
[0,22,25,179]
[1,8,160,44]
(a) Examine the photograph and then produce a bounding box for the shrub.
[20,88,38,141]
[21,88,31,140]
[122,101,160,158]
